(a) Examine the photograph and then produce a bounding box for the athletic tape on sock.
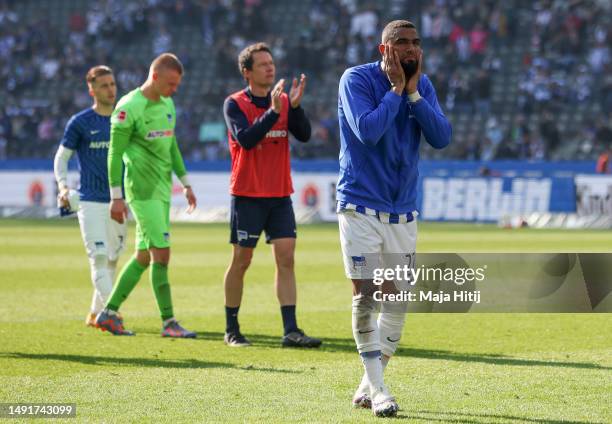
[352,294,380,353]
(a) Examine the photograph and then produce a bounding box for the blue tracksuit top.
[337,61,452,214]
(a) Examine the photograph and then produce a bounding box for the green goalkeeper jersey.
[108,88,187,202]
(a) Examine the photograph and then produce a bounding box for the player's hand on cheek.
[407,49,422,94]
[383,45,405,95]
[184,187,196,214]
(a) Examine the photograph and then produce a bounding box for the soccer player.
[95,53,197,338]
[53,65,127,327]
[337,20,451,416]
[221,42,322,348]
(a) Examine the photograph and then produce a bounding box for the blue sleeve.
[60,116,81,150]
[412,75,452,149]
[223,97,280,150]
[288,105,311,142]
[338,68,402,147]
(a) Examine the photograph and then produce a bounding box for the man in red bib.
[222,42,322,348]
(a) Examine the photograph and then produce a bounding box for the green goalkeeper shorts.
[129,199,171,250]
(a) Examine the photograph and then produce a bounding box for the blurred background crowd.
[0,0,611,163]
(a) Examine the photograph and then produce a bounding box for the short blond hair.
[151,53,184,75]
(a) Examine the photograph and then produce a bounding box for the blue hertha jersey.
[59,108,112,202]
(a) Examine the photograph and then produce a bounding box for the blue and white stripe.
[336,201,416,224]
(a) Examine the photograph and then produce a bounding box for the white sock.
[382,355,390,368]
[378,311,406,357]
[90,289,104,315]
[356,354,390,396]
[360,351,386,396]
[352,294,380,352]
[89,254,113,307]
[352,294,389,397]
[108,260,117,285]
[97,261,118,315]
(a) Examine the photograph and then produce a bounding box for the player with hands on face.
[337,20,451,417]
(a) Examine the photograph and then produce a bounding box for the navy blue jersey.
[60,108,112,202]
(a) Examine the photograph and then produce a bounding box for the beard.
[401,60,418,80]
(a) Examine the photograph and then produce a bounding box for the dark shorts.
[230,195,297,248]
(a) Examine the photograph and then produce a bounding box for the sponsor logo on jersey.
[265,130,287,138]
[117,110,127,122]
[90,129,100,135]
[89,141,110,149]
[145,129,174,140]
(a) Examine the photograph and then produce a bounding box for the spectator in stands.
[596,150,610,174]
[602,67,612,114]
[595,115,612,148]
[0,1,18,27]
[495,138,518,160]
[529,131,546,160]
[1,0,612,161]
[241,5,268,41]
[461,133,481,160]
[588,39,610,74]
[469,21,488,64]
[350,3,378,40]
[152,26,172,56]
[539,111,560,156]
[0,133,5,159]
[474,69,491,114]
[199,0,216,46]
[480,137,495,161]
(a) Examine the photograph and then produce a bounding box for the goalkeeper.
[95,53,197,338]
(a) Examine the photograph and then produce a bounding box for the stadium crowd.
[0,0,611,161]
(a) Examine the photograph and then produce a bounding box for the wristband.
[179,175,191,188]
[110,186,123,199]
[408,90,422,103]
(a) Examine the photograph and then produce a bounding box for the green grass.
[0,219,610,423]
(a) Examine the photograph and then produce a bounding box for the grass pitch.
[0,219,610,423]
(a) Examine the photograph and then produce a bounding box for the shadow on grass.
[194,331,611,371]
[401,410,605,424]
[1,352,298,374]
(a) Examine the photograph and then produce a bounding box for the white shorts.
[338,210,417,281]
[77,201,127,261]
